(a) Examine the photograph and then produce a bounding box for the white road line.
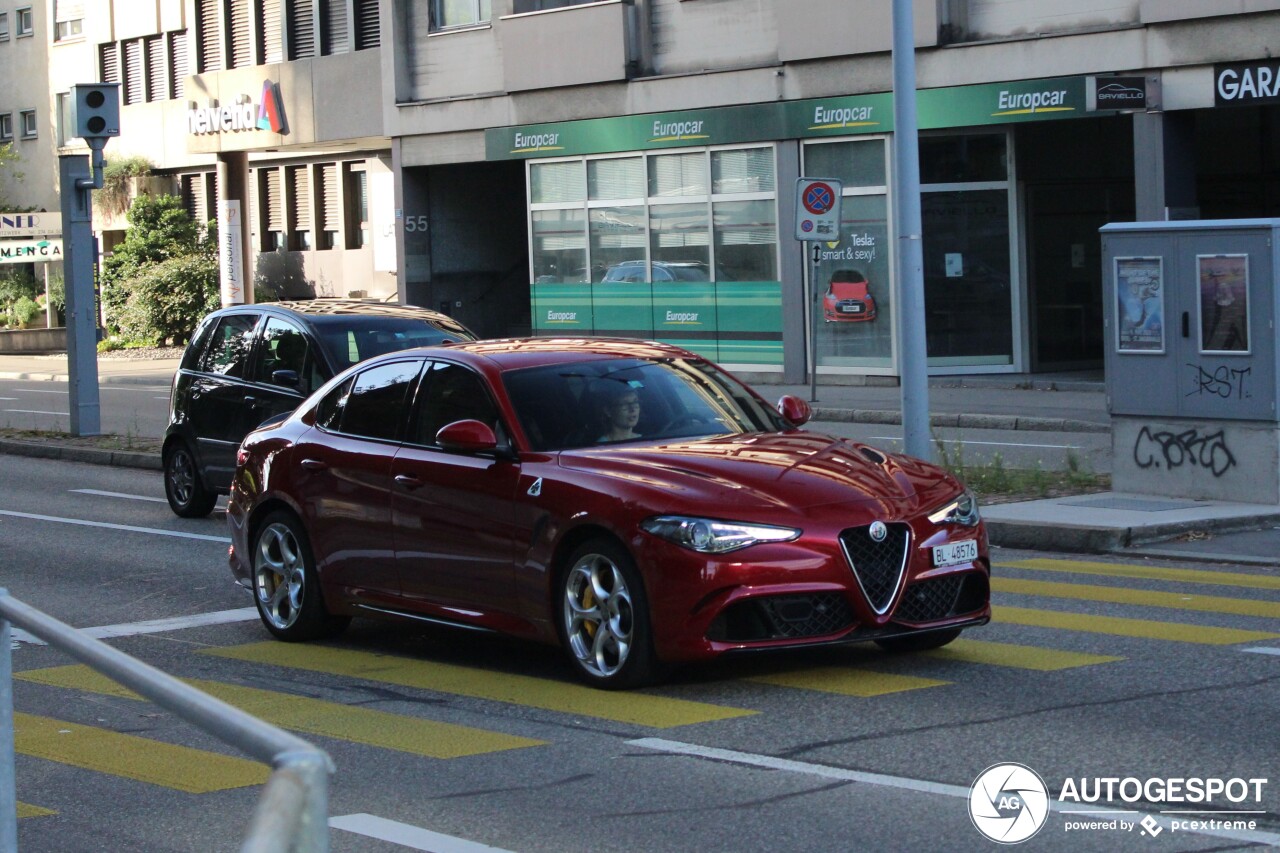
[12,607,257,646]
[628,739,1280,848]
[1242,646,1280,656]
[71,488,168,504]
[4,409,65,416]
[0,509,229,542]
[331,814,517,853]
[13,388,67,394]
[868,435,1082,450]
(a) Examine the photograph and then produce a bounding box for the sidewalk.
[3,352,1279,564]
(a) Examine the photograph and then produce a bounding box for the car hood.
[557,431,953,515]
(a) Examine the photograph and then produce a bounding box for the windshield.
[502,356,791,451]
[314,317,473,371]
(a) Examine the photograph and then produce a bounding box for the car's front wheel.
[163,441,217,518]
[252,510,350,642]
[875,628,963,653]
[558,538,657,689]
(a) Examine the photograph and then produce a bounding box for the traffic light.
[69,83,120,146]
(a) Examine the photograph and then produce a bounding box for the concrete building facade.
[4,1,1280,380]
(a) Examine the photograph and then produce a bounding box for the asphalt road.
[3,455,1278,852]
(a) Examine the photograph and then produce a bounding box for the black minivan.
[164,299,475,517]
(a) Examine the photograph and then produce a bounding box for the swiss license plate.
[933,539,978,567]
[841,305,862,313]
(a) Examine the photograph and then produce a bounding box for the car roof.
[215,299,474,336]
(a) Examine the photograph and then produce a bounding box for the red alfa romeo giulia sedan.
[227,338,990,688]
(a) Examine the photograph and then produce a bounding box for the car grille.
[839,523,910,614]
[893,573,989,623]
[707,593,854,643]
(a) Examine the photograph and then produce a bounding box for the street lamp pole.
[892,0,933,461]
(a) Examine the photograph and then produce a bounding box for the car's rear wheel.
[252,510,350,642]
[875,628,963,653]
[163,441,217,518]
[558,538,656,689]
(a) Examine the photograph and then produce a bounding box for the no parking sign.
[794,178,842,241]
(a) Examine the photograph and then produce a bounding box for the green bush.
[0,269,38,305]
[112,253,221,344]
[12,295,40,326]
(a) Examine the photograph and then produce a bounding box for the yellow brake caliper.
[582,586,597,637]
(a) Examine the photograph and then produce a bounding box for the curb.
[0,437,161,471]
[810,407,1108,434]
[986,511,1280,554]
[0,370,175,386]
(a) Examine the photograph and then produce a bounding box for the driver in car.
[598,384,643,443]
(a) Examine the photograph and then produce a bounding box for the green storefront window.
[532,209,587,283]
[713,199,776,282]
[711,148,775,194]
[590,206,646,282]
[588,157,645,200]
[531,161,585,204]
[802,139,886,188]
[649,152,707,198]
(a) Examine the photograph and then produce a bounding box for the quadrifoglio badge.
[968,763,1271,843]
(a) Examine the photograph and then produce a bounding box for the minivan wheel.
[164,442,217,518]
[252,510,350,642]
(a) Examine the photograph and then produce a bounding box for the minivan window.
[254,318,322,393]
[314,317,472,371]
[201,313,261,377]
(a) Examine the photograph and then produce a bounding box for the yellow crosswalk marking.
[203,643,757,728]
[16,665,545,759]
[995,606,1280,645]
[925,638,1122,670]
[994,578,1280,618]
[749,667,948,696]
[17,802,55,819]
[1004,558,1280,591]
[13,713,268,792]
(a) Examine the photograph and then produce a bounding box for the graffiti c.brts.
[1132,426,1237,477]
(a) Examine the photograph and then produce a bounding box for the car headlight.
[927,489,981,527]
[640,516,801,554]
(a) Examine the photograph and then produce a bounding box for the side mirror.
[777,395,812,426]
[436,419,499,452]
[271,369,302,391]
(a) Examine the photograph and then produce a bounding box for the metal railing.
[0,589,333,853]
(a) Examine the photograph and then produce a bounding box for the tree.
[0,143,29,211]
[101,194,218,343]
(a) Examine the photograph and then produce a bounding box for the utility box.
[1101,219,1280,502]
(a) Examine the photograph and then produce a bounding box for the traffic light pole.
[59,154,101,436]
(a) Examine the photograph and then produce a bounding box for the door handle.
[395,474,424,490]
[244,395,259,406]
[300,458,327,471]
[1182,311,1189,338]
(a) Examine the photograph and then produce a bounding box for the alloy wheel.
[563,552,634,679]
[254,521,306,631]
